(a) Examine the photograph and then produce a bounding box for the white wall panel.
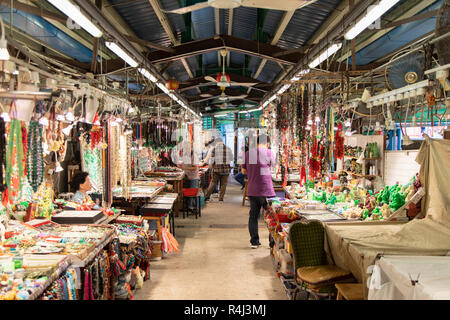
[384,150,420,186]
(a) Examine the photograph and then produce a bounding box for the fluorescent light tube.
[138,68,157,82]
[277,84,291,95]
[309,43,342,68]
[47,0,103,38]
[291,69,310,81]
[345,0,400,40]
[105,42,138,68]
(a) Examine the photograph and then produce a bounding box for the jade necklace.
[6,119,25,198]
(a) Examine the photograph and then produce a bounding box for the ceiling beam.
[123,34,175,53]
[148,0,179,45]
[227,8,233,67]
[4,23,74,61]
[0,0,65,23]
[98,0,145,53]
[146,35,302,66]
[307,0,356,46]
[250,9,295,93]
[270,0,354,84]
[148,0,199,92]
[338,0,438,62]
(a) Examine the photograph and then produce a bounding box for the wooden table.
[113,183,165,216]
[145,172,185,217]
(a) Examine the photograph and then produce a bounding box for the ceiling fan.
[204,49,258,87]
[165,0,318,14]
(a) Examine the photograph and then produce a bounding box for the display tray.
[150,196,177,204]
[296,209,334,215]
[51,211,104,224]
[302,212,346,222]
[140,203,173,216]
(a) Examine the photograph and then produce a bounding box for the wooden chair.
[289,220,354,300]
[335,283,365,300]
[241,179,249,206]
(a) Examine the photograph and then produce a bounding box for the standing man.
[204,137,233,202]
[241,133,275,249]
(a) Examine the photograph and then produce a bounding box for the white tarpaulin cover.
[324,138,450,298]
[368,255,450,300]
[416,136,450,227]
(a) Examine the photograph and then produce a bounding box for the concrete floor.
[134,177,287,300]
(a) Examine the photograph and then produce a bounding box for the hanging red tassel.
[335,122,344,159]
[300,166,306,185]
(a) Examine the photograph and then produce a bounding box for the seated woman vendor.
[70,172,100,209]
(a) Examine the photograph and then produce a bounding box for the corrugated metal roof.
[167,60,191,82]
[232,6,257,40]
[161,0,187,36]
[257,60,281,83]
[248,56,263,76]
[108,0,180,47]
[191,7,215,39]
[203,52,217,67]
[220,8,228,35]
[0,7,92,62]
[230,52,245,67]
[262,10,285,40]
[277,0,341,49]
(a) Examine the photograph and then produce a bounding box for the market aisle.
[134,177,286,300]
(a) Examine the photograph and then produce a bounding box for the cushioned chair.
[182,188,201,219]
[335,283,365,300]
[288,220,354,300]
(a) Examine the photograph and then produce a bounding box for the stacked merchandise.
[0,220,115,300]
[112,223,153,299]
[283,173,423,221]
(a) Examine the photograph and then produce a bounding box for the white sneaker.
[250,245,260,249]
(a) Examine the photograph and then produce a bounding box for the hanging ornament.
[0,118,6,192]
[26,121,45,192]
[90,113,103,150]
[165,78,179,91]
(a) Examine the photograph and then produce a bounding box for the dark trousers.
[205,173,229,201]
[248,196,268,245]
[234,172,247,188]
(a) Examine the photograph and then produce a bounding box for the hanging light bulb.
[115,117,123,123]
[62,125,73,136]
[55,161,64,173]
[56,114,65,121]
[65,110,75,122]
[39,115,49,126]
[315,116,320,122]
[1,112,10,122]
[345,118,351,127]
[307,118,313,125]
[306,125,311,131]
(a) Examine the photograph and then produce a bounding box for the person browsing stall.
[204,137,233,202]
[241,133,275,249]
